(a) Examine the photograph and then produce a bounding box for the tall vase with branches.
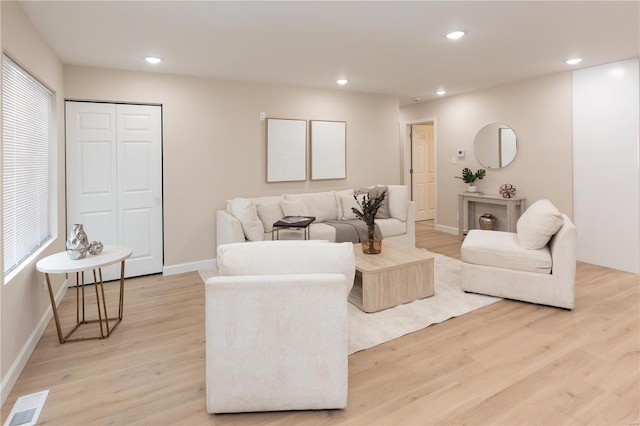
[351,190,386,254]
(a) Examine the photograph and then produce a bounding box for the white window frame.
[2,54,54,282]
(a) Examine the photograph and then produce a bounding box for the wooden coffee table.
[349,242,434,313]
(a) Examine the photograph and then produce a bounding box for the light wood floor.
[2,222,639,425]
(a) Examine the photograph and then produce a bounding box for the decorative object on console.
[66,224,89,260]
[479,214,497,230]
[88,241,104,255]
[499,183,517,198]
[455,167,486,192]
[352,190,386,254]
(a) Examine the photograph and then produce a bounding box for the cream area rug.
[346,250,500,354]
[198,249,501,355]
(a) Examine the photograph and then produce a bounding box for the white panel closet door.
[66,101,163,280]
[116,104,163,278]
[65,102,119,260]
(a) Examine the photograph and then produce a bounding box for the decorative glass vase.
[66,224,89,260]
[362,224,382,254]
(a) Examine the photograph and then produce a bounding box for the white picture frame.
[310,120,346,180]
[266,118,307,182]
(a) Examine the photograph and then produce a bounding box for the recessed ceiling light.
[445,31,465,40]
[336,79,349,85]
[145,56,162,64]
[436,90,447,96]
[565,58,582,65]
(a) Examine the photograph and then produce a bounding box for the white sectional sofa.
[216,185,415,248]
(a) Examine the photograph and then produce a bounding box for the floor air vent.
[4,390,49,426]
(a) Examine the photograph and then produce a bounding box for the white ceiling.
[18,1,640,106]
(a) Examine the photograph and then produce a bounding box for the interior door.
[65,102,119,261]
[116,104,163,278]
[411,124,435,221]
[66,101,163,280]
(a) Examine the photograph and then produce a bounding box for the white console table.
[37,245,132,343]
[458,193,526,240]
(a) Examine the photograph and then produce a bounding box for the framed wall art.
[266,118,307,182]
[310,120,346,180]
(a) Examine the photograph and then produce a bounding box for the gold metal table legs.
[44,260,126,344]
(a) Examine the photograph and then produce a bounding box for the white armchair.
[204,240,355,414]
[461,200,577,309]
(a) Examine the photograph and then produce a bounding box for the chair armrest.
[216,210,246,247]
[549,214,577,280]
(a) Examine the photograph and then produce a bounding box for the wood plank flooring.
[2,221,638,425]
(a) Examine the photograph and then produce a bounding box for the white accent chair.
[461,200,577,309]
[204,240,355,414]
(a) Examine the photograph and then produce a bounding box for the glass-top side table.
[36,245,132,344]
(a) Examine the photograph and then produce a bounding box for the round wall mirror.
[473,123,519,169]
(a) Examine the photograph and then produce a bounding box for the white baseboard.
[435,224,459,235]
[162,259,217,276]
[1,280,68,407]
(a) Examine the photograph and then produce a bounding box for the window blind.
[2,55,51,275]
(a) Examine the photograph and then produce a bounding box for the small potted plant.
[455,167,486,192]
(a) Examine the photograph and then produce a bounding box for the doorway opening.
[402,118,437,225]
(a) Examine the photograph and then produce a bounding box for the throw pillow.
[355,185,390,219]
[334,189,354,219]
[256,201,284,233]
[517,199,564,249]
[339,192,365,220]
[280,199,310,217]
[385,185,409,221]
[229,198,265,242]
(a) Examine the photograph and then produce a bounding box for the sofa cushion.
[386,185,409,221]
[273,223,336,242]
[355,185,390,219]
[284,191,338,222]
[256,201,284,233]
[281,199,310,217]
[462,229,552,274]
[375,218,407,238]
[226,195,283,213]
[229,198,264,242]
[517,199,563,250]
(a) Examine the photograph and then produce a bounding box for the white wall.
[64,66,401,269]
[1,1,67,405]
[573,58,640,273]
[400,72,574,233]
